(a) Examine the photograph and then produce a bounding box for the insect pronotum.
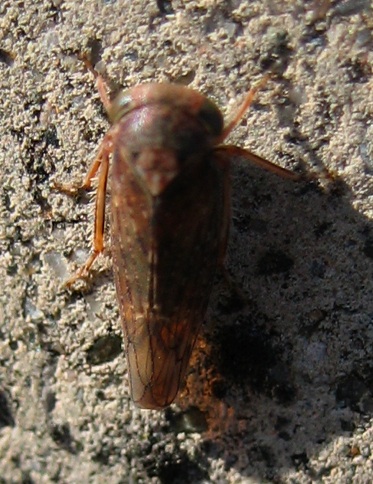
[57,63,299,409]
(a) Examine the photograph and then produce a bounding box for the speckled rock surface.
[0,1,372,482]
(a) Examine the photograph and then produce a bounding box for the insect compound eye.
[108,89,134,124]
[198,99,224,138]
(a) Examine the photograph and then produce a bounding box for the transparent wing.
[111,150,226,408]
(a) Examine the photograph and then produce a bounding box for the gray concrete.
[0,1,372,482]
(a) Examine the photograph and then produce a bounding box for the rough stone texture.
[0,0,372,482]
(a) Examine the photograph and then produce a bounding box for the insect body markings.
[59,67,299,409]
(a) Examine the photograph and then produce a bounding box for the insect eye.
[198,100,224,137]
[108,90,133,123]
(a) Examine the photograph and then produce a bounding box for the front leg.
[54,133,113,286]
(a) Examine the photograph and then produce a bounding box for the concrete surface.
[0,0,372,482]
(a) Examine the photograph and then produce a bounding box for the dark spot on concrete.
[257,249,294,275]
[165,406,208,434]
[86,334,122,365]
[0,48,15,66]
[213,316,297,403]
[291,452,309,470]
[336,373,373,414]
[49,422,81,454]
[0,390,15,428]
[156,0,174,15]
[145,446,209,484]
[363,238,373,260]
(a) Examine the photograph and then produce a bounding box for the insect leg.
[216,75,301,179]
[215,145,301,180]
[216,76,331,181]
[53,134,113,195]
[79,55,111,111]
[65,135,112,286]
[217,74,271,143]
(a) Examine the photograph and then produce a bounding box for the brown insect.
[57,64,299,409]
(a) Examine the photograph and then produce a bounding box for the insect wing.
[111,149,225,409]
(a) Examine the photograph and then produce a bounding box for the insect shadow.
[182,162,373,480]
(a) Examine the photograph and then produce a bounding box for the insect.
[57,63,299,409]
